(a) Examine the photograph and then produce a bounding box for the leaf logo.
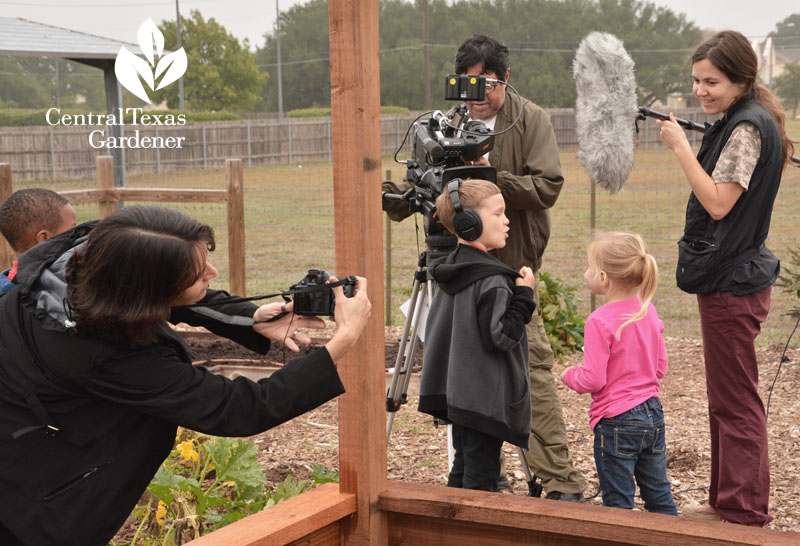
[115,18,187,104]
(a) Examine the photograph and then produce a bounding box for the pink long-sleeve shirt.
[562,296,668,430]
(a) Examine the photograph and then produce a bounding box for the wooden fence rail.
[0,157,247,296]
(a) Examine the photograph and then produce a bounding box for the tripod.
[385,246,451,444]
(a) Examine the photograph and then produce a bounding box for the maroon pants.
[697,286,772,526]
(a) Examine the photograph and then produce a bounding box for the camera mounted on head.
[290,269,356,316]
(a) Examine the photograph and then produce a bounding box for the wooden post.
[328,1,387,545]
[226,159,246,297]
[0,164,14,269]
[96,155,115,219]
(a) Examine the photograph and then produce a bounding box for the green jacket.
[383,91,563,272]
[487,92,564,272]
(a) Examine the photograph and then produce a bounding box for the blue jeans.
[593,397,677,515]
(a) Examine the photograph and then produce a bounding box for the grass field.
[30,135,800,347]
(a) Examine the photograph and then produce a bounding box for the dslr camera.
[291,269,356,316]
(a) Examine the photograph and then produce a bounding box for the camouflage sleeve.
[711,122,761,191]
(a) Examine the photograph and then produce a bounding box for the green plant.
[538,271,585,361]
[128,429,338,545]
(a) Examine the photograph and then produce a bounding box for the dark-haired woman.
[0,205,371,546]
[658,30,797,527]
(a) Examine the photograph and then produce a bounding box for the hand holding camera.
[253,270,370,360]
[325,275,372,361]
[252,300,325,352]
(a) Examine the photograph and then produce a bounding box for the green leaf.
[204,437,267,496]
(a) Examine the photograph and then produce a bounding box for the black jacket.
[419,245,534,448]
[677,97,782,295]
[0,225,345,546]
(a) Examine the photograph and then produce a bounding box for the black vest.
[676,97,782,295]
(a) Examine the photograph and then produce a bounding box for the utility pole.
[277,0,284,118]
[423,0,430,110]
[176,0,185,110]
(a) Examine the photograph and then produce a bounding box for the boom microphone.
[637,107,800,165]
[573,31,638,193]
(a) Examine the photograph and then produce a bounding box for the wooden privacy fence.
[0,157,247,296]
[0,108,711,181]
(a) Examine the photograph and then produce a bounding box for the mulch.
[182,324,800,534]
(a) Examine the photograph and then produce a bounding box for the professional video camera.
[383,74,499,251]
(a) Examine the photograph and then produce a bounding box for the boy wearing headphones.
[418,178,536,491]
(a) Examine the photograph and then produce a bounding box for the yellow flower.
[177,441,199,463]
[155,500,167,526]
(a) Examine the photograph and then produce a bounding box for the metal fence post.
[202,126,208,169]
[49,129,56,180]
[288,122,293,164]
[247,121,252,168]
[156,127,161,175]
[328,118,333,161]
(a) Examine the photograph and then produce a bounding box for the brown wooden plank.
[226,159,246,296]
[379,481,799,546]
[387,512,629,546]
[184,483,355,546]
[286,522,340,546]
[328,1,387,546]
[112,188,227,203]
[58,189,106,204]
[0,163,15,269]
[95,155,114,218]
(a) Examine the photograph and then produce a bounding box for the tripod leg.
[386,273,428,444]
[516,446,543,497]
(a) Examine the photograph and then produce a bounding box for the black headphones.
[447,179,482,241]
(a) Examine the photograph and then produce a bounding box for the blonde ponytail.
[616,252,658,339]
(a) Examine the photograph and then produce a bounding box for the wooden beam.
[328,1,387,545]
[184,483,355,546]
[0,164,15,269]
[60,188,227,205]
[226,159,246,296]
[58,189,107,205]
[380,481,799,546]
[113,188,227,203]
[95,155,115,218]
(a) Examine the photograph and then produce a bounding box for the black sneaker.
[545,491,585,503]
[497,477,511,493]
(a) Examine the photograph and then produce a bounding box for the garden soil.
[177,323,800,533]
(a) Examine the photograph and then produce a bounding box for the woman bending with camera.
[0,205,371,546]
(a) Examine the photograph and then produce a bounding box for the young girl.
[562,232,677,515]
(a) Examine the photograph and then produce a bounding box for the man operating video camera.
[383,33,584,502]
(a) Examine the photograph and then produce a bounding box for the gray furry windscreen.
[573,32,638,193]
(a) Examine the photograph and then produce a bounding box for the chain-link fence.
[2,108,798,346]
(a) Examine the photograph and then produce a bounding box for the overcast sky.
[1,0,798,51]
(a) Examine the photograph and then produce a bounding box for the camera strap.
[176,277,356,325]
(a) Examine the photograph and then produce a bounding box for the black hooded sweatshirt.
[418,244,535,448]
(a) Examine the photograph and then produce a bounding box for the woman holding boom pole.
[657,30,796,526]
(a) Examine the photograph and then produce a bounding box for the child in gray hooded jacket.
[419,178,536,492]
